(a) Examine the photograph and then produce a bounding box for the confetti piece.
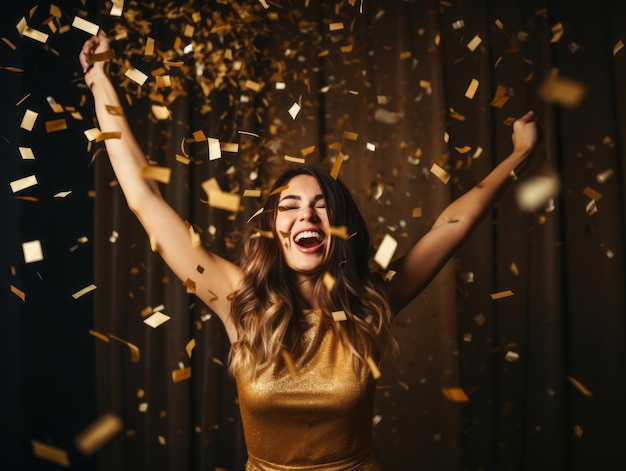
[373,234,397,269]
[490,85,510,108]
[330,151,345,179]
[141,165,171,184]
[45,119,67,133]
[567,375,593,396]
[172,367,192,383]
[332,310,347,321]
[288,102,301,120]
[23,27,49,44]
[510,263,519,276]
[614,40,624,56]
[466,34,482,51]
[329,22,344,31]
[31,440,70,467]
[10,285,26,302]
[538,75,586,108]
[582,186,602,201]
[490,290,514,300]
[75,413,123,456]
[11,175,38,193]
[505,351,519,362]
[89,330,110,343]
[550,22,564,43]
[366,356,381,380]
[328,225,352,240]
[343,131,358,141]
[108,334,140,362]
[143,311,171,328]
[515,172,560,212]
[18,147,35,159]
[72,16,100,35]
[243,189,261,198]
[144,37,155,56]
[323,272,335,290]
[284,155,306,163]
[151,105,171,120]
[208,137,221,160]
[441,387,470,402]
[465,78,479,99]
[95,131,122,142]
[72,284,97,299]
[124,67,148,86]
[20,109,38,131]
[186,338,196,357]
[430,163,451,184]
[22,240,43,263]
[220,142,239,153]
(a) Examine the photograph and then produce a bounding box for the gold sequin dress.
[235,309,381,471]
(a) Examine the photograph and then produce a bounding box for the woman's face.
[274,174,331,276]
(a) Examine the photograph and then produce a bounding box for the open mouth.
[294,230,325,250]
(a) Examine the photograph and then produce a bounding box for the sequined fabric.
[236,309,381,471]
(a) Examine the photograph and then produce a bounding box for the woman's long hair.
[228,165,396,380]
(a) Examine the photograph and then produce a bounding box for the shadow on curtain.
[86,1,626,470]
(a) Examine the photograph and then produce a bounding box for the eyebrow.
[278,194,325,204]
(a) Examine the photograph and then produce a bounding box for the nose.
[299,206,319,222]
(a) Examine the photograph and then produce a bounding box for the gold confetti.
[75,413,123,456]
[124,67,148,86]
[186,338,196,357]
[284,155,305,163]
[31,440,70,467]
[567,375,593,396]
[614,40,624,56]
[143,311,171,328]
[505,351,519,362]
[323,272,335,290]
[490,290,514,300]
[11,175,38,193]
[45,119,67,133]
[72,284,97,299]
[141,165,171,184]
[89,330,110,343]
[108,334,140,362]
[151,105,171,120]
[466,34,482,51]
[430,163,450,184]
[329,22,344,31]
[243,189,261,197]
[441,387,470,402]
[202,179,241,212]
[23,26,49,44]
[490,85,510,108]
[20,109,38,131]
[366,356,381,380]
[172,367,192,383]
[19,147,35,160]
[342,131,358,141]
[72,16,100,35]
[330,151,345,179]
[550,22,564,43]
[10,285,26,302]
[208,137,221,160]
[510,263,519,276]
[288,102,301,120]
[144,37,155,56]
[328,225,352,240]
[95,131,122,142]
[332,310,347,321]
[373,234,397,269]
[465,78,479,99]
[22,240,43,263]
[515,172,560,212]
[538,75,586,108]
[582,186,602,201]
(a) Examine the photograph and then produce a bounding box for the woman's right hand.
[79,30,111,88]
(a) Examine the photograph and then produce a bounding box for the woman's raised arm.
[387,111,539,314]
[80,31,241,342]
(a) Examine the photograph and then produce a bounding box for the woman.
[80,31,538,471]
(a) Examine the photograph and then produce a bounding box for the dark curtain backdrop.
[2,1,625,470]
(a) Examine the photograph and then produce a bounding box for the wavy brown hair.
[228,165,396,380]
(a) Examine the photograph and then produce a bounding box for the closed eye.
[277,205,298,212]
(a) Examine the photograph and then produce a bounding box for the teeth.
[295,230,321,242]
